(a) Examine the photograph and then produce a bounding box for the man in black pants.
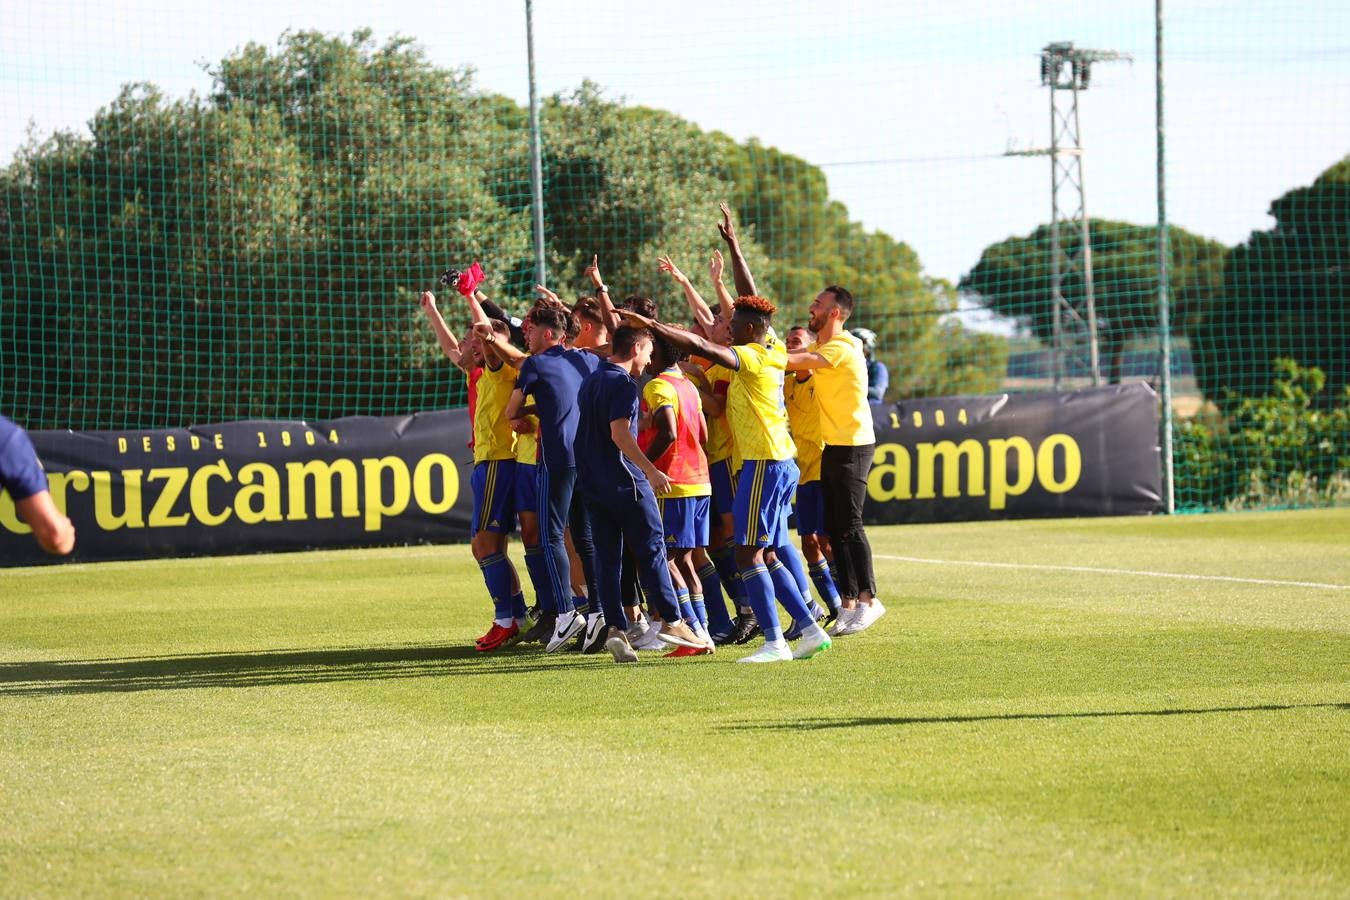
[786,286,884,635]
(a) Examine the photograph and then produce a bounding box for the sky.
[2,0,1346,331]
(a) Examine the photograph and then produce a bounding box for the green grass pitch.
[2,509,1347,896]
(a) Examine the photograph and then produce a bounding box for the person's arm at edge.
[15,491,74,555]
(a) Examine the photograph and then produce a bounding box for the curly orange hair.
[733,295,777,316]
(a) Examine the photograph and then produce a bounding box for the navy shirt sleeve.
[0,417,49,501]
[606,378,639,429]
[516,357,538,395]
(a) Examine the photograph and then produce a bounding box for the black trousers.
[820,443,877,599]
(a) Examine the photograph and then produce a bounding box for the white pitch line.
[873,555,1349,591]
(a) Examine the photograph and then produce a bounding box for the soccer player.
[0,414,75,555]
[784,326,844,627]
[640,334,715,655]
[787,286,884,635]
[574,325,707,663]
[656,253,745,643]
[423,290,527,650]
[500,301,601,652]
[617,298,832,663]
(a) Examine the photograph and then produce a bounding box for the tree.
[1,28,1005,429]
[959,220,1227,384]
[1193,156,1349,410]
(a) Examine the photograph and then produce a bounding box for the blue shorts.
[794,480,826,537]
[733,458,799,548]
[709,459,736,520]
[471,459,515,535]
[513,461,537,522]
[658,495,711,549]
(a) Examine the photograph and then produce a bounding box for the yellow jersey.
[473,363,518,463]
[727,337,795,462]
[514,413,538,465]
[702,363,736,466]
[810,333,876,446]
[784,373,822,483]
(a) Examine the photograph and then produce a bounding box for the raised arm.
[717,201,757,297]
[658,255,714,332]
[616,309,737,371]
[419,291,469,371]
[473,321,527,368]
[709,251,736,323]
[583,255,622,334]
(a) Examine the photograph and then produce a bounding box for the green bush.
[1175,358,1350,510]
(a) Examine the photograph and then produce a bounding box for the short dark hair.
[823,285,855,319]
[572,296,605,329]
[621,295,658,320]
[651,334,682,370]
[733,295,776,334]
[611,324,652,358]
[529,305,570,338]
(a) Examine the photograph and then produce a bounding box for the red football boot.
[476,622,519,652]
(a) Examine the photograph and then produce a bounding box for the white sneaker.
[545,610,587,652]
[736,642,793,663]
[580,612,607,652]
[849,600,887,634]
[791,625,833,660]
[634,624,669,651]
[829,606,865,636]
[604,630,638,664]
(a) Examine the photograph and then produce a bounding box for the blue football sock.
[711,545,742,605]
[676,588,696,627]
[777,543,812,599]
[696,562,735,634]
[511,590,528,621]
[478,553,514,622]
[767,557,814,624]
[690,593,709,629]
[738,564,782,643]
[808,559,842,613]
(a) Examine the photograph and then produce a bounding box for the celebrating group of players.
[420,205,883,664]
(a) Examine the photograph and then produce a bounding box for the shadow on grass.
[0,643,601,697]
[720,702,1350,732]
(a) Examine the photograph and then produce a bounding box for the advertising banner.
[0,384,1161,566]
[0,412,474,566]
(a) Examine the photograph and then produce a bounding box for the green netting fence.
[1,4,1346,512]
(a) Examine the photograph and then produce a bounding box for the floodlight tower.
[1024,42,1131,388]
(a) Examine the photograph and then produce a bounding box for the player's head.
[571,296,609,348]
[646,334,681,375]
[850,327,878,358]
[730,295,776,346]
[527,304,570,353]
[808,285,855,333]
[786,324,814,352]
[709,312,733,346]
[462,331,484,367]
[621,295,658,320]
[611,324,654,371]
